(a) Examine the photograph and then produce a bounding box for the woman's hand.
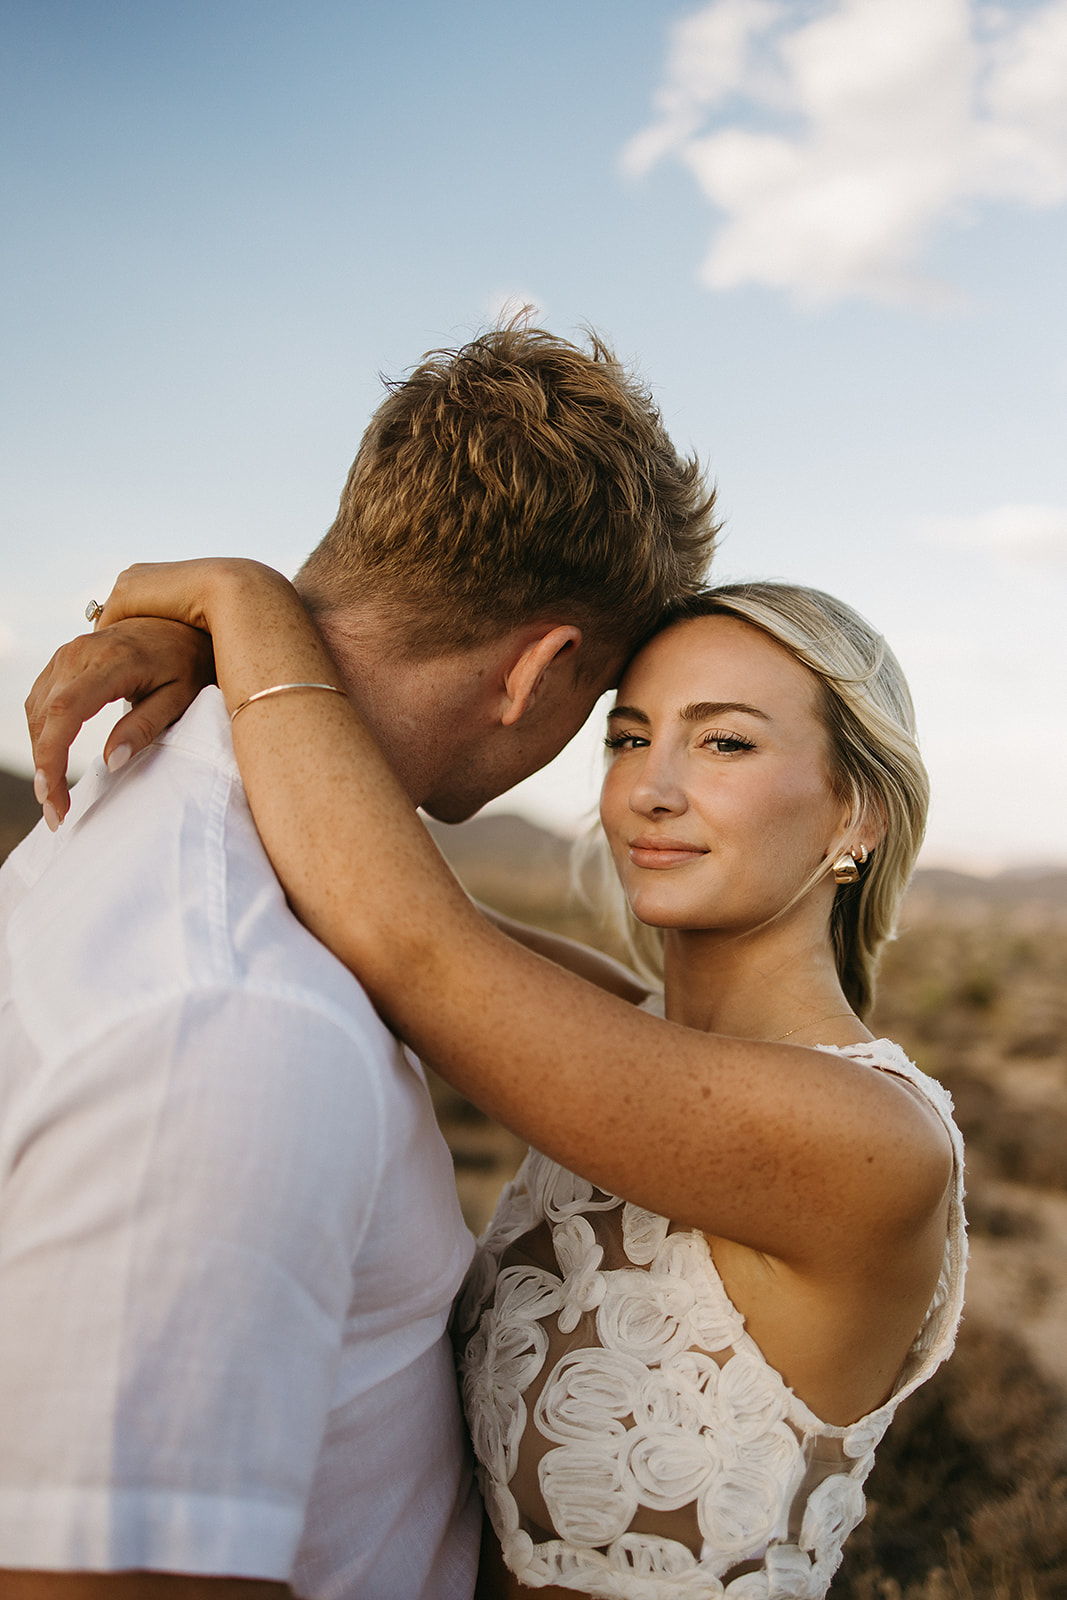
[96,559,338,716]
[26,618,215,828]
[25,558,310,828]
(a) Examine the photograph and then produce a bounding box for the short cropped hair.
[591,582,929,1017]
[296,323,718,661]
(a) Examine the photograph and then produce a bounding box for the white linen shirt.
[0,688,478,1599]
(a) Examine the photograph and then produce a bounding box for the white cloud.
[623,0,1067,306]
[920,503,1067,563]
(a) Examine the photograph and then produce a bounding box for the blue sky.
[2,0,1066,869]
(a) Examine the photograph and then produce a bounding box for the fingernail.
[33,769,49,805]
[107,744,133,773]
[43,801,60,833]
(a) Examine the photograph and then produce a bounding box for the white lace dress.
[455,1038,967,1600]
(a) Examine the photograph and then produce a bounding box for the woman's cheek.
[598,767,625,835]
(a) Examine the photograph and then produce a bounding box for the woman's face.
[599,613,851,935]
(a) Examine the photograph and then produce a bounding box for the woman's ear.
[500,625,583,727]
[857,798,888,853]
[831,799,887,863]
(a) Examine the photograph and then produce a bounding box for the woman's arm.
[55,560,948,1269]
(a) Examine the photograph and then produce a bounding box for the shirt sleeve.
[0,985,385,1579]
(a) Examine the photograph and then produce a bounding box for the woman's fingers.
[99,675,213,772]
[25,619,215,827]
[26,639,109,823]
[26,558,287,832]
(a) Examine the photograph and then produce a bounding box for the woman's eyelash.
[701,730,756,752]
[604,729,757,753]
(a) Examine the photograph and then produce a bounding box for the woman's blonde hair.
[585,581,929,1018]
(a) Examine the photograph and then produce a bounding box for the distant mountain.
[0,768,41,865]
[426,815,1067,926]
[2,765,1065,924]
[903,864,1067,921]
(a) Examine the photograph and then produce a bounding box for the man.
[2,325,717,1599]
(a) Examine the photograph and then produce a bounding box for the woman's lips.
[628,838,708,869]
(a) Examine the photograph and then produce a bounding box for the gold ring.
[85,600,103,623]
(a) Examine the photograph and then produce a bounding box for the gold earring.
[831,843,869,884]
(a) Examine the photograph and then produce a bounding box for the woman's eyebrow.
[607,700,769,724]
[607,704,649,724]
[681,700,769,723]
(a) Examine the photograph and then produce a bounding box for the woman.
[31,562,965,1600]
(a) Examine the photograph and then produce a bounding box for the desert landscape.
[4,782,1066,1596]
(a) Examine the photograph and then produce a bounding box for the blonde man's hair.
[296,323,719,660]
[588,582,929,1018]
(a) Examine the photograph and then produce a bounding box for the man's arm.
[476,904,650,1004]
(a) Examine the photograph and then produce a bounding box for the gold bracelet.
[230,682,348,723]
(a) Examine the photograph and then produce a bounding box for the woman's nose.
[628,746,687,817]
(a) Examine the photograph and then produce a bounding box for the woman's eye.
[701,731,755,754]
[604,731,648,752]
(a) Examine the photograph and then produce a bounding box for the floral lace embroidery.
[458,1040,967,1599]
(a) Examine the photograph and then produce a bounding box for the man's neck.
[308,604,498,812]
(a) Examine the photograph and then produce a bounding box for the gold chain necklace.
[773,1012,858,1042]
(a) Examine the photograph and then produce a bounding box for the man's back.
[0,689,478,1598]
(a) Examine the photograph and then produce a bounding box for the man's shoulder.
[3,688,391,1065]
[5,686,237,884]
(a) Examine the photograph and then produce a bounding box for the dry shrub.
[832,1320,1067,1599]
[933,1064,1067,1192]
[961,1191,1041,1241]
[873,922,1067,1065]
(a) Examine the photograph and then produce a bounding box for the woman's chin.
[624,886,778,935]
[625,890,706,931]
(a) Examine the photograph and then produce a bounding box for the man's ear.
[501,626,583,727]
